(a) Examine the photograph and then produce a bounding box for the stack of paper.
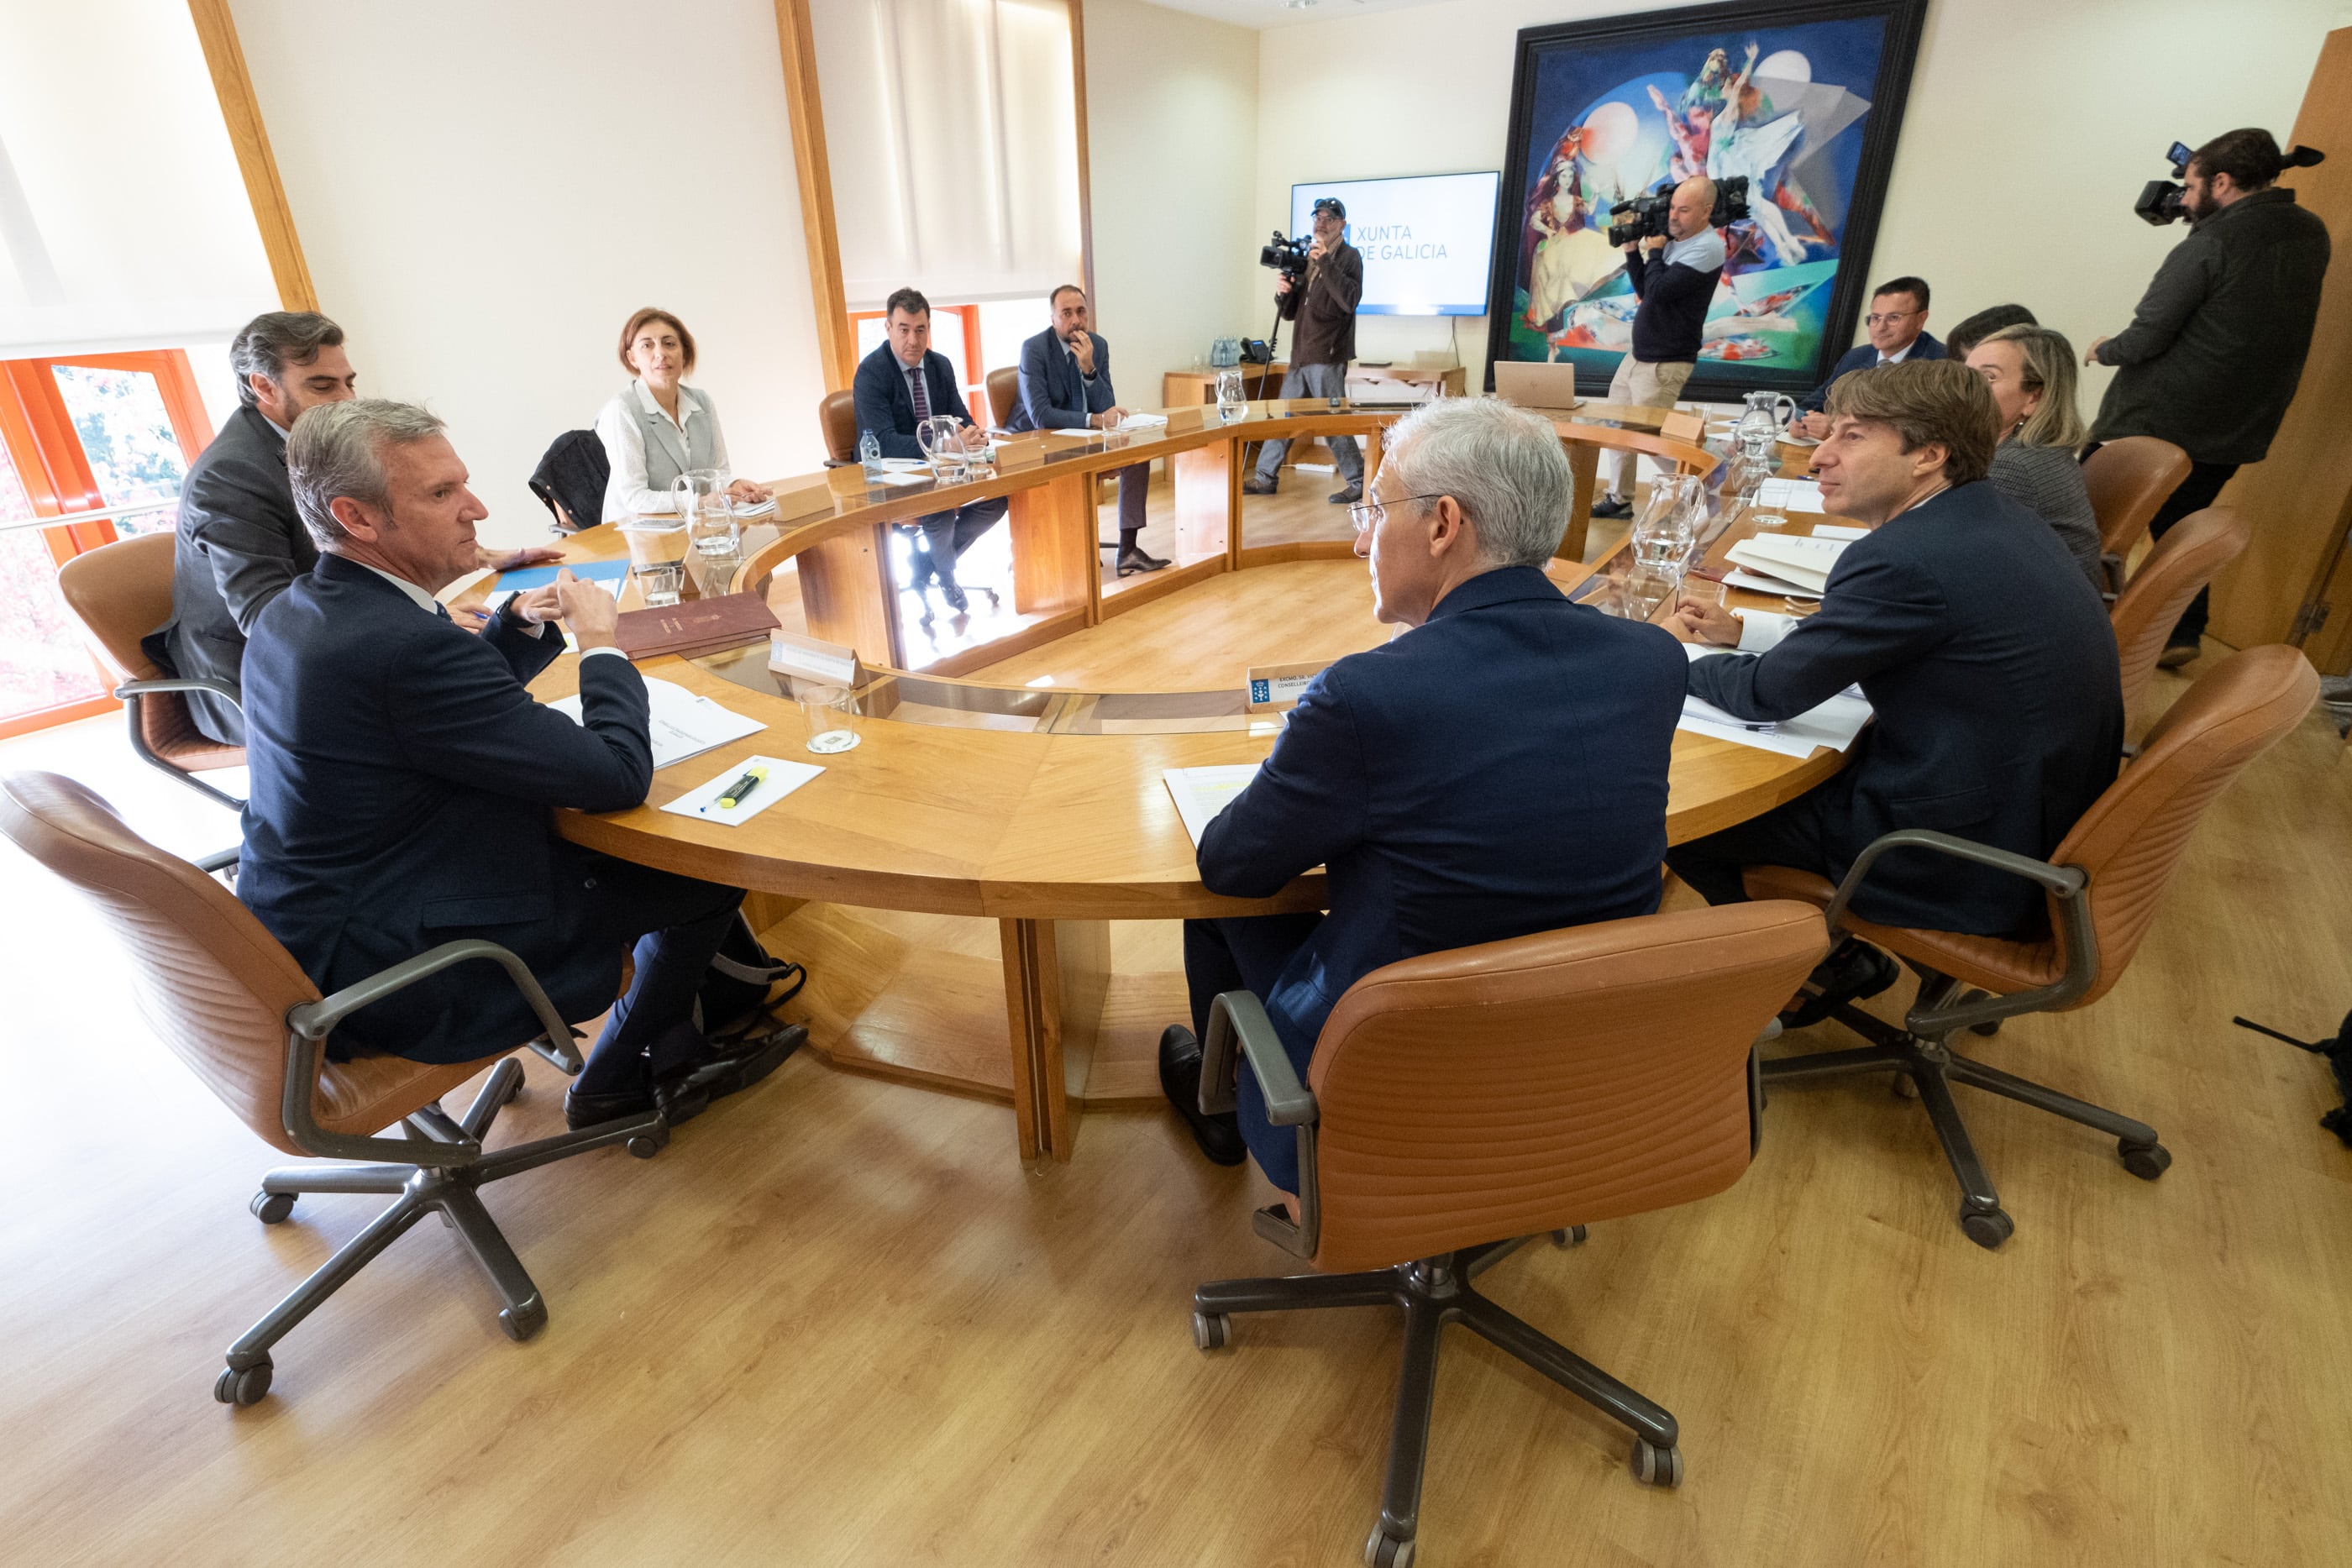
[1754,477,1828,513]
[549,676,765,768]
[1725,532,1848,596]
[1677,643,1873,758]
[1164,765,1259,846]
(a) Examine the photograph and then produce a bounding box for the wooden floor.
[3,629,2349,1565]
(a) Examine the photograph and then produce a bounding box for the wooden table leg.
[1007,471,1100,621]
[1173,441,1236,566]
[797,520,904,668]
[1562,444,1599,564]
[999,916,1110,1162]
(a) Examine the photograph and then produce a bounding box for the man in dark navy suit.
[1664,360,2121,1009]
[238,401,798,1131]
[1792,276,1945,437]
[851,287,1006,612]
[1004,285,1168,577]
[1158,397,1688,1184]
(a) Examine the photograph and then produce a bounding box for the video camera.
[1606,176,1749,249]
[1259,230,1311,282]
[2136,139,2325,225]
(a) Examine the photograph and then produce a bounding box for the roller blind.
[811,0,1084,307]
[0,0,279,357]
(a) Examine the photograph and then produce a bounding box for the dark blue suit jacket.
[1004,327,1116,433]
[238,554,657,1062]
[853,343,978,460]
[1687,481,2121,935]
[1199,566,1688,1188]
[1799,332,1947,412]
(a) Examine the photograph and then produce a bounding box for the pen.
[717,766,767,810]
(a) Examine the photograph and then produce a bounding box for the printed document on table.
[1164,765,1260,847]
[1678,642,1872,758]
[1753,477,1829,513]
[549,676,764,769]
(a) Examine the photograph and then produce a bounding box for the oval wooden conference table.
[499,398,1845,1162]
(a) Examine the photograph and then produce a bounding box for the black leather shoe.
[1590,494,1632,520]
[564,1080,653,1130]
[1116,546,1170,577]
[658,1021,806,1121]
[940,579,969,613]
[1158,1025,1247,1166]
[2156,637,2201,669]
[1241,475,1278,496]
[1781,938,1900,1028]
[1327,482,1362,505]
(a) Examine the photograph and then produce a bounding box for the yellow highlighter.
[717,765,768,810]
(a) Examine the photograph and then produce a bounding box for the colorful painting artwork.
[1487,0,1927,398]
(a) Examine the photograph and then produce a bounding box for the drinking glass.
[631,561,685,607]
[1215,368,1247,422]
[1625,561,1681,621]
[801,684,861,754]
[674,469,738,559]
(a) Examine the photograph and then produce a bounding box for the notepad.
[1678,642,1874,758]
[549,676,764,769]
[1164,765,1259,846]
[660,754,823,826]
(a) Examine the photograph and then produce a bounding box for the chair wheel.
[1960,1206,2014,1250]
[1551,1225,1588,1247]
[1971,1020,2002,1036]
[499,1296,548,1343]
[249,1191,296,1225]
[1888,1072,1919,1100]
[214,1360,272,1406]
[1193,1311,1231,1351]
[1630,1438,1683,1487]
[2119,1140,2171,1181]
[627,1126,669,1160]
[1363,1523,1415,1567]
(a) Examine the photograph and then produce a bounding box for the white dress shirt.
[1876,338,1920,367]
[595,379,731,522]
[354,559,626,662]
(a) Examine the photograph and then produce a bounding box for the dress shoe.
[1241,475,1278,496]
[564,1079,654,1130]
[1590,494,1632,520]
[1116,545,1171,577]
[939,579,969,613]
[1781,937,1899,1029]
[2156,637,2201,669]
[1327,482,1362,506]
[654,1021,806,1125]
[1158,1024,1247,1166]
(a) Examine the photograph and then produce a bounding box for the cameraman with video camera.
[1591,176,1726,521]
[1244,196,1365,504]
[2086,127,2330,666]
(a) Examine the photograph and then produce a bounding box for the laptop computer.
[1492,360,1586,412]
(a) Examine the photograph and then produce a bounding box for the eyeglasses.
[1347,491,1442,532]
[1865,309,1919,327]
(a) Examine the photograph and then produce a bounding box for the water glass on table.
[801,684,861,754]
[632,561,685,608]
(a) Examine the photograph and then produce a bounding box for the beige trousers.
[1603,356,1695,501]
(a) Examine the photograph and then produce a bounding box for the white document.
[550,676,764,769]
[869,469,931,487]
[660,754,823,826]
[1727,533,1847,595]
[1811,524,1868,541]
[1782,479,1828,512]
[1679,643,1873,758]
[1164,764,1260,847]
[1725,567,1819,597]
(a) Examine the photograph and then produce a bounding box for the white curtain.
[812,0,1084,308]
[0,1,280,358]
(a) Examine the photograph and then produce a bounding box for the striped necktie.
[908,364,932,423]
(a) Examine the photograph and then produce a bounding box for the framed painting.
[1484,0,1928,399]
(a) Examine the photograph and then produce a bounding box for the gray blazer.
[596,380,727,522]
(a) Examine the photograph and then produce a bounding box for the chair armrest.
[280,938,574,1163]
[1822,829,2099,1034]
[1202,990,1317,1125]
[115,675,244,711]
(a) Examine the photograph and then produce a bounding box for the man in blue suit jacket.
[851,287,1007,612]
[238,401,798,1130]
[1665,362,2120,992]
[1158,398,1688,1186]
[1793,276,1944,433]
[1002,286,1168,577]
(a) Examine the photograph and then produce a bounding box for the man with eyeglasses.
[1791,277,1943,439]
[1155,396,1688,1183]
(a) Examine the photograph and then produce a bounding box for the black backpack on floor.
[2236,1010,2352,1147]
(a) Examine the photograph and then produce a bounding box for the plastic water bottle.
[858,429,881,475]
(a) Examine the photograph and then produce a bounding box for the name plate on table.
[1164,406,1206,433]
[994,433,1047,472]
[768,630,864,689]
[1245,658,1332,711]
[1660,410,1706,443]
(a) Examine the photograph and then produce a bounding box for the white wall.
[1083,0,1263,400]
[1254,0,2352,406]
[228,0,828,548]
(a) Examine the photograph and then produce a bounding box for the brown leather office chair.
[1191,902,1827,1567]
[2082,435,2192,593]
[0,771,666,1406]
[2111,506,2250,713]
[55,532,246,812]
[1744,643,2318,1250]
[818,388,859,465]
[985,365,1021,429]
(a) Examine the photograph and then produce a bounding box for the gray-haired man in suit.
[1003,286,1168,576]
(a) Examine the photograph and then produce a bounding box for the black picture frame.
[1484,0,1929,401]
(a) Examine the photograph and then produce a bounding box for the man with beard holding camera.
[2084,127,2331,668]
[1243,196,1365,505]
[1591,176,1725,522]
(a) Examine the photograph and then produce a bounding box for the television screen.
[1289,171,1501,317]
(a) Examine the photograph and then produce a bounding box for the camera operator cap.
[1311,196,1346,221]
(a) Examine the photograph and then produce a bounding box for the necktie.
[909,365,932,423]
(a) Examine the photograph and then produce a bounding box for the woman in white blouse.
[595,307,770,522]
